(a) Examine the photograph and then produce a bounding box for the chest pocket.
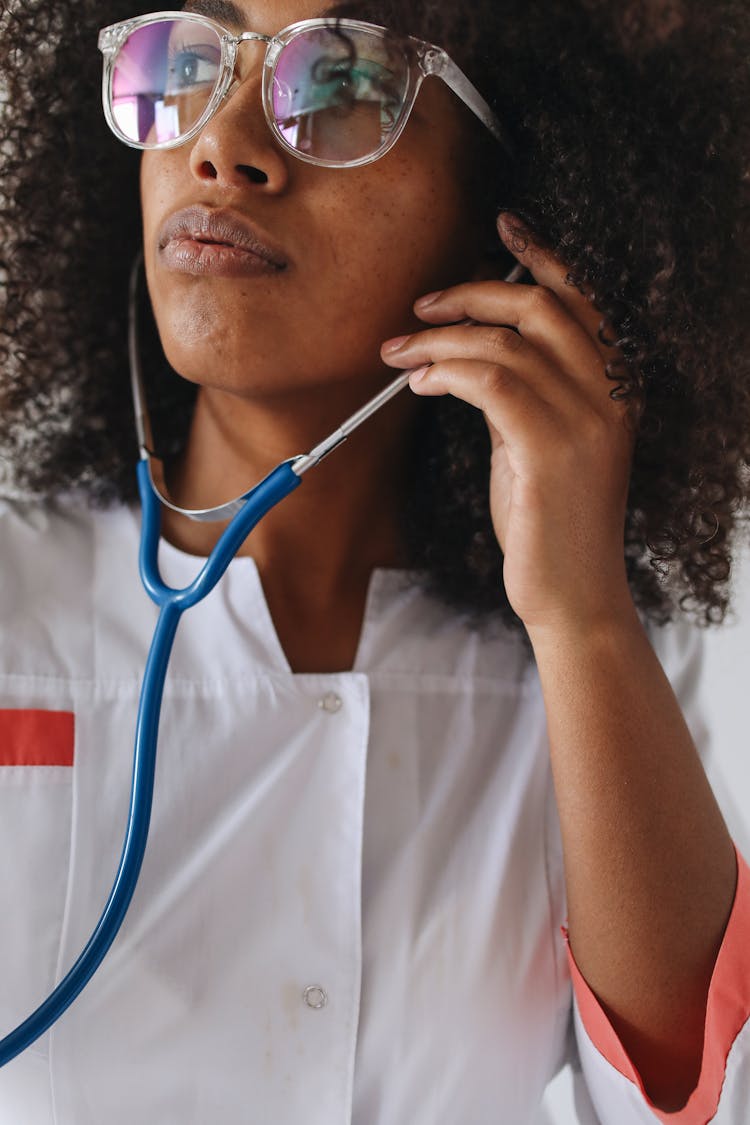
[0,708,75,1046]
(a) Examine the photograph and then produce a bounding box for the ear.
[468,227,517,283]
[465,210,519,285]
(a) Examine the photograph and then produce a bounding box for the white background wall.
[541,538,750,1123]
[700,541,750,854]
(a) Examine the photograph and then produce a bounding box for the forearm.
[395,210,744,1108]
[527,600,737,1110]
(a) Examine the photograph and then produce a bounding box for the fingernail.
[408,364,431,385]
[415,290,443,309]
[497,212,533,252]
[382,335,410,354]
[497,211,525,231]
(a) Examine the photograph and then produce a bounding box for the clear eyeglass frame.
[97,11,513,169]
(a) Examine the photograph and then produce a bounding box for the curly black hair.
[1,0,749,641]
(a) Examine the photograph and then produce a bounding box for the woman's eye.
[168,48,219,91]
[310,58,398,110]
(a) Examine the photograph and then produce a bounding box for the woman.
[0,0,748,1121]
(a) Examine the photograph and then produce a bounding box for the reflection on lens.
[112,18,222,145]
[272,26,408,162]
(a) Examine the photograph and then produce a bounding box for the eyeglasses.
[97,11,511,169]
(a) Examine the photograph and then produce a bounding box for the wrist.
[523,587,643,658]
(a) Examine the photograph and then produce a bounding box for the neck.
[158,381,420,671]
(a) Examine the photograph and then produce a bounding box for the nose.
[188,40,289,193]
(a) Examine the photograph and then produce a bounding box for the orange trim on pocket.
[0,709,75,766]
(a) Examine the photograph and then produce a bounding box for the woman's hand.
[380,214,640,636]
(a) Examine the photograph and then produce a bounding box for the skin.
[141,0,738,1108]
[140,0,494,670]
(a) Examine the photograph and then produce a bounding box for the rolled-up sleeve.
[565,845,750,1124]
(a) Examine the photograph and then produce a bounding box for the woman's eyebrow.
[182,0,248,27]
[181,1,339,29]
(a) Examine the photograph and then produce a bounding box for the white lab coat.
[0,498,747,1124]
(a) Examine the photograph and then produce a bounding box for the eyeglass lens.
[110,17,411,162]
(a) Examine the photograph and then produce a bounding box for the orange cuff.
[564,845,750,1124]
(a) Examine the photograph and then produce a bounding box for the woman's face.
[140,0,491,406]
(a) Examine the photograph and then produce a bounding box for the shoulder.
[0,494,99,602]
[0,491,95,551]
[0,492,139,559]
[0,495,139,679]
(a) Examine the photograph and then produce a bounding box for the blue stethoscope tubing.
[0,256,523,1067]
[0,457,302,1066]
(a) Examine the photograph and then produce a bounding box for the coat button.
[318,692,343,714]
[303,985,328,1009]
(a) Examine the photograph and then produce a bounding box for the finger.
[381,322,590,415]
[410,283,613,411]
[407,356,565,467]
[496,213,620,355]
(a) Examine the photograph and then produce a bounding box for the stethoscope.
[0,254,523,1066]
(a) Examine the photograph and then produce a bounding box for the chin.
[158,335,314,401]
[156,317,281,395]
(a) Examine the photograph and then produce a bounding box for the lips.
[157,205,289,276]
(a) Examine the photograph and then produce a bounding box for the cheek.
[304,168,478,337]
